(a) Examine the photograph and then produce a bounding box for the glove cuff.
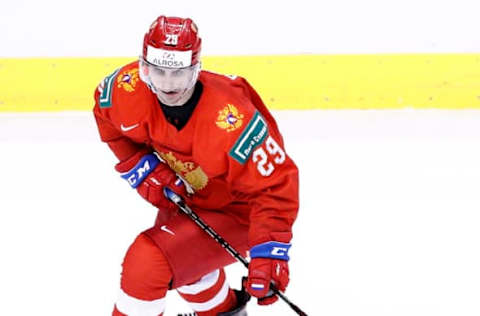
[117,153,160,188]
[250,241,291,261]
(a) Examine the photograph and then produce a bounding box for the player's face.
[140,60,200,106]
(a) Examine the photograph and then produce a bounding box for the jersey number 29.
[252,136,286,176]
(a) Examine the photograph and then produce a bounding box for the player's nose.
[157,80,176,92]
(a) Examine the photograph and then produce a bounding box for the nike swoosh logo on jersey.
[161,225,175,235]
[120,123,139,132]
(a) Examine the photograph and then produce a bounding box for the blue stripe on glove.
[250,241,292,261]
[120,154,160,188]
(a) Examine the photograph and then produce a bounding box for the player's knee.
[120,233,172,299]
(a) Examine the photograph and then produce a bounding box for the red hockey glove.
[115,151,186,211]
[246,241,291,305]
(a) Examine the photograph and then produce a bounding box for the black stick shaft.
[163,187,308,316]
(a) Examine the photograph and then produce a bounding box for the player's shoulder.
[199,70,257,114]
[199,70,252,94]
[95,60,151,113]
[197,71,269,164]
[199,70,258,126]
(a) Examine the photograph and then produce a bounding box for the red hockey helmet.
[142,16,201,68]
[140,16,202,105]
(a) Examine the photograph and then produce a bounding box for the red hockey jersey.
[93,61,299,246]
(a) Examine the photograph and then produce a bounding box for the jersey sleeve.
[93,78,146,162]
[225,86,299,247]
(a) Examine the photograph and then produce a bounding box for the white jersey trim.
[176,269,220,295]
[116,288,166,316]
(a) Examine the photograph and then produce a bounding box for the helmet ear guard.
[138,58,154,92]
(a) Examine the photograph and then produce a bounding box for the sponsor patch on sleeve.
[99,68,120,108]
[229,111,268,164]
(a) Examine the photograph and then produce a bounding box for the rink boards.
[1,54,480,111]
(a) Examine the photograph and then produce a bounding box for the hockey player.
[93,15,299,316]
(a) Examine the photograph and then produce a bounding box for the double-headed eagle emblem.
[117,68,139,92]
[216,104,244,132]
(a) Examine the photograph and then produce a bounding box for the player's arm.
[93,83,185,211]
[228,111,299,304]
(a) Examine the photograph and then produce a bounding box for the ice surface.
[0,110,479,316]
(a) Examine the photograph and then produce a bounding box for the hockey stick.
[163,187,308,316]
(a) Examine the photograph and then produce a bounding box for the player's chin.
[157,91,182,105]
